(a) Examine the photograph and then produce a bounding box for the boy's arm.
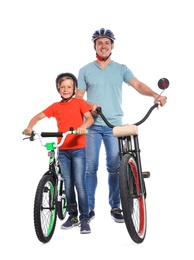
[76,111,94,135]
[23,112,46,135]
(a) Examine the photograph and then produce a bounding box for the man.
[75,28,167,223]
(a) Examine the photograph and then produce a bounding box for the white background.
[1,0,194,259]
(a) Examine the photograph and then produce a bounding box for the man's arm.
[75,89,100,113]
[75,89,85,99]
[129,78,167,106]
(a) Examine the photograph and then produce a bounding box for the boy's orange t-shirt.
[43,98,92,150]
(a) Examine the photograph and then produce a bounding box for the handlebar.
[133,102,159,126]
[95,102,160,129]
[23,129,88,148]
[95,78,169,136]
[40,129,88,137]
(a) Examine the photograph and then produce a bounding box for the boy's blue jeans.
[86,125,121,210]
[58,148,89,220]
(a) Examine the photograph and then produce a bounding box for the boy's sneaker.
[80,219,91,234]
[111,208,125,223]
[89,209,95,220]
[61,216,79,229]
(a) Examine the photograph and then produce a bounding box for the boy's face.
[58,78,75,99]
[94,37,114,58]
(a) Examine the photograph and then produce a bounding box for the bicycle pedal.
[142,171,150,178]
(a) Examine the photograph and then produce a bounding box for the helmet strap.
[61,95,73,102]
[96,52,111,61]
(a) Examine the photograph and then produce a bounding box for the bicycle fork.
[132,135,145,196]
[47,152,66,206]
[55,162,66,203]
[118,135,145,197]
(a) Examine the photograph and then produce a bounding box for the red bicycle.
[96,78,169,243]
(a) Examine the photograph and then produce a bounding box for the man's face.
[94,37,114,58]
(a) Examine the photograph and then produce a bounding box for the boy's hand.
[23,128,32,136]
[76,127,86,135]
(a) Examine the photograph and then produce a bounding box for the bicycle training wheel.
[119,154,147,243]
[57,178,67,220]
[34,174,57,243]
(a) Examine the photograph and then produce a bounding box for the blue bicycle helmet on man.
[92,28,115,43]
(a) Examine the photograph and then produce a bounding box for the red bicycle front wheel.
[119,154,147,243]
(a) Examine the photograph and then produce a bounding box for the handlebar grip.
[95,107,102,113]
[73,130,88,134]
[22,131,36,141]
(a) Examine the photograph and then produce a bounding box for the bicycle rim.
[34,175,57,243]
[120,154,147,243]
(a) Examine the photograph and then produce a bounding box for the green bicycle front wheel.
[34,174,57,243]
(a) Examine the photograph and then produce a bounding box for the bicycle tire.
[34,174,57,243]
[57,179,67,220]
[120,154,147,243]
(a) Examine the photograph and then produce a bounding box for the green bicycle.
[23,128,83,243]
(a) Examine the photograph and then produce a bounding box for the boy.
[23,73,94,234]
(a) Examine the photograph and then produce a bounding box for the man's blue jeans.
[86,125,121,210]
[58,148,89,220]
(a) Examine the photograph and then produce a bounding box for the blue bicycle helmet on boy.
[92,28,115,43]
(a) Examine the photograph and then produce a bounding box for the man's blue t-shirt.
[78,61,135,126]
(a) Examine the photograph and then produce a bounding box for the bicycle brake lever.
[23,136,30,141]
[30,131,36,141]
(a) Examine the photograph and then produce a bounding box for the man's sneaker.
[89,209,95,220]
[111,208,124,223]
[80,219,91,234]
[61,216,79,229]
